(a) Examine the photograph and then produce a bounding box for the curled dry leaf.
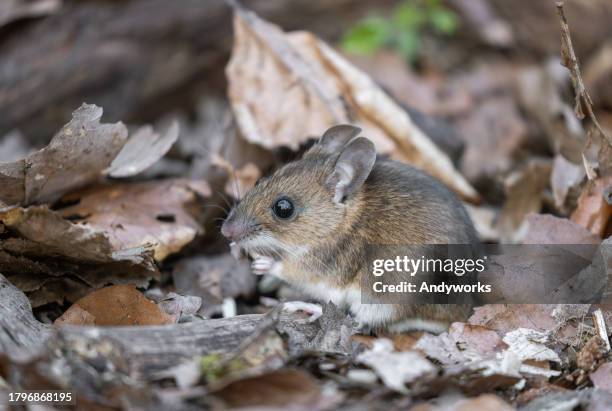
[54,284,174,326]
[226,8,479,202]
[0,205,155,265]
[106,121,179,178]
[0,104,128,207]
[357,338,436,393]
[0,104,182,208]
[56,179,210,261]
[571,176,612,238]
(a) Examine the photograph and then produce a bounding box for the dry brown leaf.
[458,95,529,190]
[212,369,322,409]
[210,154,261,200]
[410,393,516,411]
[56,179,209,261]
[54,284,173,326]
[0,104,128,207]
[497,159,552,242]
[226,8,479,202]
[469,304,587,339]
[577,335,607,371]
[524,213,601,245]
[106,122,179,178]
[415,323,507,367]
[571,176,612,238]
[0,205,155,265]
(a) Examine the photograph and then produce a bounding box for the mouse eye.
[272,197,295,220]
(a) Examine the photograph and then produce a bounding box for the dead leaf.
[497,159,552,242]
[212,369,322,409]
[584,42,612,111]
[348,51,471,118]
[0,104,128,207]
[211,154,261,200]
[551,154,585,213]
[0,0,61,27]
[577,336,607,371]
[357,338,436,393]
[0,205,155,265]
[0,130,32,162]
[502,328,560,364]
[469,304,581,337]
[571,176,612,237]
[410,393,516,411]
[106,122,179,178]
[56,179,209,261]
[523,213,601,245]
[415,323,507,367]
[54,284,173,326]
[226,8,479,202]
[458,95,529,191]
[590,362,612,393]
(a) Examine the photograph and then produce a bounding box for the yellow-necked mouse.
[221,125,479,330]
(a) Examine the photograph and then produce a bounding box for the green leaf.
[429,8,458,34]
[341,17,391,55]
[392,1,426,30]
[396,29,421,62]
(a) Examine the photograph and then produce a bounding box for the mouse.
[221,125,480,331]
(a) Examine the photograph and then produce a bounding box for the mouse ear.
[317,124,362,154]
[327,136,376,204]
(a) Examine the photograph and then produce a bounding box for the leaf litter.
[1,2,612,410]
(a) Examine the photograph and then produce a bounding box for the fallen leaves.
[55,284,174,326]
[0,104,180,208]
[56,179,209,261]
[0,105,127,207]
[212,369,324,409]
[356,338,436,393]
[227,8,479,202]
[571,176,612,237]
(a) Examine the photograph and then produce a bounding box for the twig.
[592,308,610,352]
[556,1,612,178]
[556,2,612,146]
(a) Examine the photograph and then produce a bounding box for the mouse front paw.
[282,301,323,322]
[251,255,283,277]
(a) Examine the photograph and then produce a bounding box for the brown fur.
[224,131,479,328]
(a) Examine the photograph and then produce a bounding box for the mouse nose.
[221,217,249,242]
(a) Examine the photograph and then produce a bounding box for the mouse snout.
[221,216,250,242]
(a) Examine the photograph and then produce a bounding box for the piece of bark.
[0,274,51,358]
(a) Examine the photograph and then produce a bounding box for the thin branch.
[556,1,612,148]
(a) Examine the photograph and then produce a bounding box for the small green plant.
[342,0,459,63]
